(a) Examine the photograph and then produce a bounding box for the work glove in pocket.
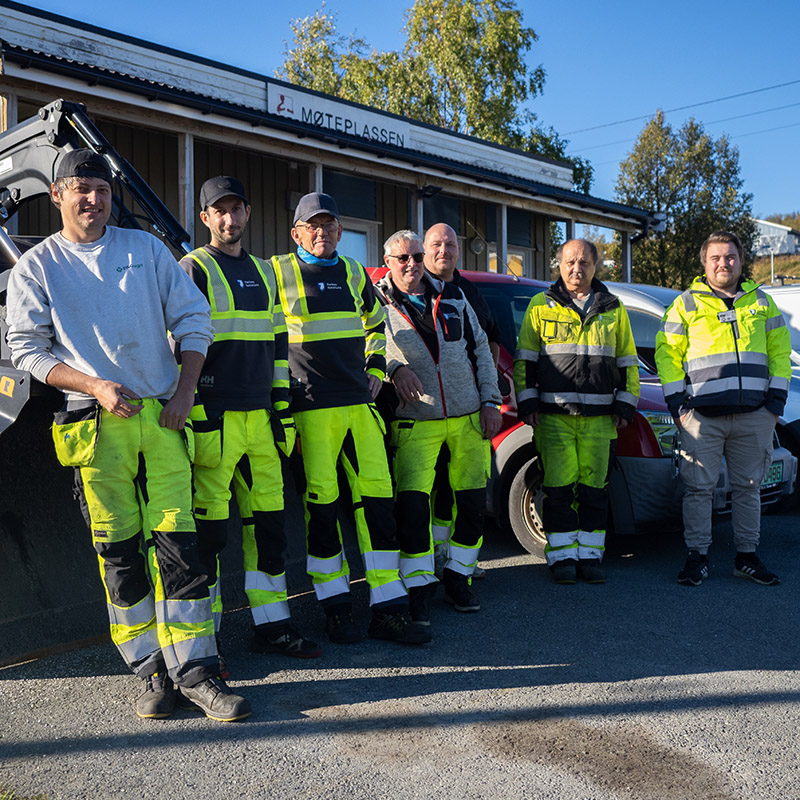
[52,405,101,467]
[269,408,296,458]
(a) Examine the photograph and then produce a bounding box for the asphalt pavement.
[2,508,799,800]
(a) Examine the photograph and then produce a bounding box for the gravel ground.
[2,510,799,800]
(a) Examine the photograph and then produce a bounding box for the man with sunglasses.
[270,193,429,646]
[377,230,502,625]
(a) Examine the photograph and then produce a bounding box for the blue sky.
[19,0,800,222]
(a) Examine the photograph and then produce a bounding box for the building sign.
[267,84,409,148]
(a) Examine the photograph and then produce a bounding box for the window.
[339,217,381,266]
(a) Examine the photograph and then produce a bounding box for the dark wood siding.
[377,181,411,245]
[194,140,304,259]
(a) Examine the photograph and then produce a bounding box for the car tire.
[507,456,547,557]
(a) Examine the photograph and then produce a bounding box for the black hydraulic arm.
[0,99,192,254]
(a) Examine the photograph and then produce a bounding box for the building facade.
[0,0,656,277]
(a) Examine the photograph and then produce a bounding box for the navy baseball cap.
[199,176,249,209]
[293,192,340,225]
[56,149,112,183]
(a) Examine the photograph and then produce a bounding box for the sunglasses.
[387,252,425,264]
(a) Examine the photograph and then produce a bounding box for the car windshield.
[478,282,665,365]
[478,283,545,354]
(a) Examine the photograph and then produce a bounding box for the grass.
[752,254,800,285]
[0,790,48,800]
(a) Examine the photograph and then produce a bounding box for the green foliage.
[613,111,756,289]
[278,0,592,192]
[765,211,800,230]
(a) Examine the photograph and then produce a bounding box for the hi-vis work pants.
[293,403,406,610]
[70,399,216,687]
[191,407,289,630]
[391,413,490,587]
[534,413,616,566]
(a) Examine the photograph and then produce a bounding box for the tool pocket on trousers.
[390,419,415,448]
[468,412,492,477]
[52,405,101,467]
[190,414,223,468]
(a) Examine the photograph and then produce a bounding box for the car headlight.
[639,410,678,456]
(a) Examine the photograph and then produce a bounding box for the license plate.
[762,461,783,487]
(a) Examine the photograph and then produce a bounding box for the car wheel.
[507,456,547,557]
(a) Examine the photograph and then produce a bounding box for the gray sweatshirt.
[7,227,213,402]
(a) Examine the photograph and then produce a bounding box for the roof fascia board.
[0,4,267,109]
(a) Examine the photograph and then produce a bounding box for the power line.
[573,101,800,153]
[733,119,800,138]
[564,79,800,135]
[589,119,800,168]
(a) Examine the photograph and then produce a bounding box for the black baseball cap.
[55,149,113,184]
[293,192,340,225]
[199,176,249,209]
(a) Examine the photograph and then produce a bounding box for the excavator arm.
[0,98,193,432]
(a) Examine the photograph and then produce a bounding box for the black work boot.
[442,568,480,612]
[135,672,176,719]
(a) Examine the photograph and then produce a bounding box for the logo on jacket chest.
[236,279,261,289]
[316,281,343,292]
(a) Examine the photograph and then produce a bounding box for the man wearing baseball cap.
[181,176,321,662]
[270,192,429,646]
[6,150,251,722]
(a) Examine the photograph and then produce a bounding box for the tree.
[614,111,756,289]
[278,1,592,192]
[766,211,800,230]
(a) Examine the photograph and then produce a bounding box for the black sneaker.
[408,583,437,626]
[550,559,578,585]
[250,623,323,658]
[135,672,176,719]
[577,559,606,584]
[733,552,779,585]
[368,609,432,644]
[442,568,480,612]
[180,677,251,722]
[677,550,709,586]
[325,607,361,644]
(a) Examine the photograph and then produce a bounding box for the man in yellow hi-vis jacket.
[182,176,321,662]
[270,192,429,646]
[655,230,790,587]
[514,239,640,584]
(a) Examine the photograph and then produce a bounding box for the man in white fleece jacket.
[378,229,502,625]
[6,149,250,723]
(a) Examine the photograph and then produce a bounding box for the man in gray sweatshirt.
[6,149,250,722]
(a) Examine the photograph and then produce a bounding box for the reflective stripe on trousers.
[75,400,215,685]
[294,404,406,607]
[534,414,614,566]
[192,408,289,627]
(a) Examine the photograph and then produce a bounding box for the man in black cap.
[6,150,251,721]
[269,192,429,646]
[181,176,321,660]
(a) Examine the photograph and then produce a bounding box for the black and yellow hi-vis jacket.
[270,251,386,412]
[181,245,289,414]
[513,277,640,420]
